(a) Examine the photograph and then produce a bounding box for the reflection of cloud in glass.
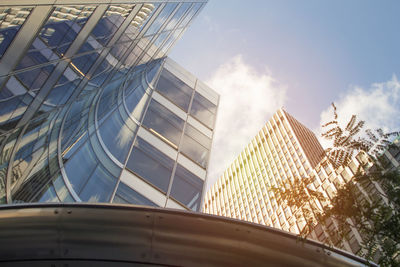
[117,119,134,149]
[88,195,100,203]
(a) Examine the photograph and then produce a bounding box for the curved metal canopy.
[0,203,374,266]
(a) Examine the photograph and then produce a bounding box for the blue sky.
[170,0,400,187]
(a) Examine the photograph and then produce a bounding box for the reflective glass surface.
[142,99,184,146]
[71,51,100,75]
[53,174,74,201]
[190,91,217,129]
[156,69,193,111]
[177,3,203,29]
[144,3,178,37]
[164,3,191,31]
[38,5,95,55]
[37,184,59,203]
[0,92,33,131]
[45,78,79,106]
[64,142,97,193]
[79,164,117,202]
[16,60,57,91]
[170,164,203,211]
[97,78,124,120]
[113,182,156,206]
[99,110,137,163]
[91,5,135,46]
[0,7,33,58]
[126,137,174,192]
[181,124,211,168]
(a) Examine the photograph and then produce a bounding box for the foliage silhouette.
[271,103,399,266]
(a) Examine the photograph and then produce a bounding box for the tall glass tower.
[0,1,219,212]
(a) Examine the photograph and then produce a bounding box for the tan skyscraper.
[204,108,370,255]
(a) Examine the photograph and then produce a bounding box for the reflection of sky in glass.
[164,3,191,31]
[144,3,178,36]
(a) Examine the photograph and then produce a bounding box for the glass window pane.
[97,78,124,120]
[164,3,191,31]
[181,124,211,168]
[39,5,96,55]
[156,69,193,111]
[170,164,203,211]
[37,184,59,203]
[113,182,157,206]
[146,60,162,85]
[142,99,184,146]
[79,164,117,202]
[98,110,137,163]
[91,5,135,46]
[64,142,97,193]
[53,174,74,202]
[126,137,174,192]
[71,50,100,75]
[16,61,57,91]
[144,3,178,37]
[45,79,79,105]
[0,7,34,58]
[185,124,211,149]
[0,92,33,130]
[181,135,208,169]
[124,70,152,122]
[178,3,202,29]
[190,91,217,129]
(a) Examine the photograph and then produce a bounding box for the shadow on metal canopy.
[0,203,375,266]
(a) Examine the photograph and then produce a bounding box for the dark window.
[142,99,184,146]
[190,91,217,129]
[155,69,193,112]
[71,50,100,75]
[113,182,157,206]
[126,137,174,192]
[181,124,211,168]
[170,164,203,211]
[16,59,57,91]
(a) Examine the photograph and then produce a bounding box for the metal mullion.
[109,59,165,204]
[164,2,205,55]
[16,4,109,129]
[113,3,165,70]
[152,3,194,59]
[64,4,162,112]
[0,5,53,90]
[85,4,143,78]
[129,3,180,68]
[164,75,194,208]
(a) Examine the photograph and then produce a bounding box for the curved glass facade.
[0,1,217,212]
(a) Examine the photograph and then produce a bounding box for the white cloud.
[205,55,287,189]
[318,75,400,148]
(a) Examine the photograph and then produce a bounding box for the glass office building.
[204,109,377,255]
[0,0,219,212]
